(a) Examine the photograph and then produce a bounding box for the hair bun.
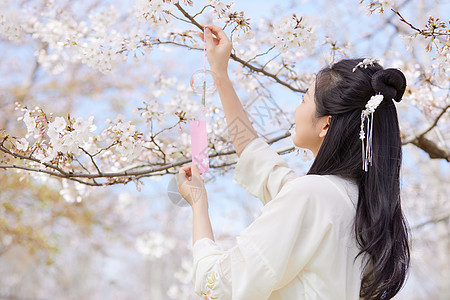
[371,68,407,102]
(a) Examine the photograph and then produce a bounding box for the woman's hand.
[197,24,232,75]
[177,164,208,209]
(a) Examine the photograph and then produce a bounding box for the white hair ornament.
[352,58,378,72]
[360,94,384,172]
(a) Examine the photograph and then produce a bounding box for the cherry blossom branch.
[391,9,449,38]
[358,0,412,41]
[0,141,72,177]
[192,4,214,19]
[229,53,305,93]
[416,104,449,138]
[408,136,449,162]
[402,104,450,161]
[173,3,306,93]
[0,129,293,186]
[0,165,99,186]
[152,41,306,94]
[243,46,276,65]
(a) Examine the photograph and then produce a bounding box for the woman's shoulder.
[282,174,358,210]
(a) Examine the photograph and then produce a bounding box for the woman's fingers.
[196,24,232,74]
[202,24,228,41]
[203,27,215,49]
[177,163,208,208]
[179,165,192,178]
[196,31,204,42]
[198,24,228,44]
[190,164,200,178]
[178,164,203,180]
[196,28,218,46]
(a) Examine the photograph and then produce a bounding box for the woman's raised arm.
[199,24,258,157]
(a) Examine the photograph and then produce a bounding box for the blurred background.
[0,0,449,299]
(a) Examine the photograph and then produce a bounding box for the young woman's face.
[292,81,329,156]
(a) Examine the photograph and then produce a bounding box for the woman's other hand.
[177,164,208,209]
[197,24,232,75]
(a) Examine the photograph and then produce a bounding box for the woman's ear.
[319,116,331,138]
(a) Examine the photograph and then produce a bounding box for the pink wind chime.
[189,27,218,174]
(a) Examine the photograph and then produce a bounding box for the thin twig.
[80,147,103,175]
[244,45,276,65]
[391,9,423,33]
[173,3,306,93]
[403,104,450,144]
[412,212,450,230]
[192,4,214,18]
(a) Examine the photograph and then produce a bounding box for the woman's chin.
[291,135,301,147]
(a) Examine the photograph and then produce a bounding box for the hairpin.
[352,58,378,72]
[360,94,384,171]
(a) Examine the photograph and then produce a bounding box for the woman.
[178,24,410,300]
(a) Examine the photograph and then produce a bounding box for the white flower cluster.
[206,1,251,39]
[133,0,172,26]
[47,116,97,157]
[15,137,29,152]
[207,0,232,18]
[89,5,120,35]
[12,103,166,183]
[22,110,41,139]
[26,8,88,74]
[0,2,137,74]
[78,42,123,74]
[69,6,127,74]
[109,120,144,160]
[16,105,97,163]
[272,14,317,56]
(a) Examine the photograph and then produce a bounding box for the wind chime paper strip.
[190,119,209,174]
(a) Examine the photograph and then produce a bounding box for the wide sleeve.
[232,137,299,205]
[192,176,334,300]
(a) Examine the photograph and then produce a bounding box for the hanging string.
[189,26,212,174]
[195,27,207,124]
[202,27,207,107]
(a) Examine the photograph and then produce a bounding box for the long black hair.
[307,58,410,299]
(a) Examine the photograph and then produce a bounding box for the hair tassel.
[360,94,384,172]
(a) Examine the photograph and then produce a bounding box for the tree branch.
[412,212,450,230]
[407,136,450,161]
[173,3,306,93]
[391,8,449,37]
[416,104,449,138]
[0,131,293,186]
[402,104,449,161]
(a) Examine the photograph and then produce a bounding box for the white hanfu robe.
[192,137,365,300]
